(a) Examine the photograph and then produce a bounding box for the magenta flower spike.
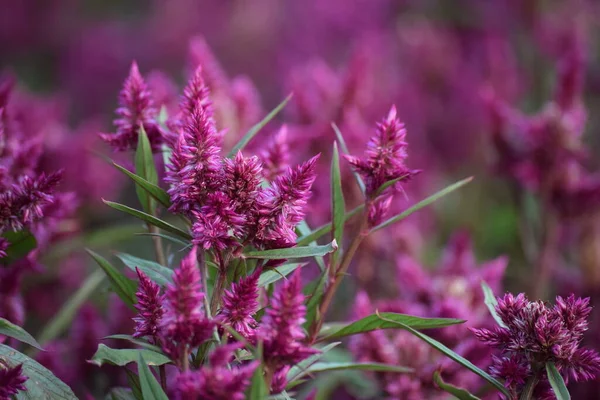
[0,363,27,398]
[260,126,290,182]
[99,62,163,152]
[132,268,165,341]
[216,269,260,341]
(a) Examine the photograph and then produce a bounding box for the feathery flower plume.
[258,270,318,370]
[216,269,260,341]
[345,105,418,198]
[255,155,319,248]
[188,36,229,92]
[260,126,290,182]
[191,192,245,250]
[160,247,214,365]
[471,293,600,397]
[132,268,164,340]
[223,151,263,215]
[0,363,27,398]
[100,62,163,152]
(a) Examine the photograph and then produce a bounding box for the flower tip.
[387,105,398,121]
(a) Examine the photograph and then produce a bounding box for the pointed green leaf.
[307,362,413,374]
[481,281,507,328]
[108,387,137,400]
[297,205,364,246]
[375,313,510,397]
[286,342,340,382]
[319,312,465,342]
[0,344,77,399]
[104,335,164,353]
[0,318,43,350]
[433,370,481,400]
[137,353,169,400]
[244,240,338,260]
[1,230,37,265]
[546,362,570,400]
[296,220,325,271]
[304,268,328,330]
[113,162,171,208]
[248,364,268,400]
[116,253,173,287]
[374,174,411,198]
[87,249,137,309]
[135,126,159,214]
[331,123,365,193]
[125,369,144,400]
[228,93,293,157]
[89,344,170,367]
[371,177,473,232]
[135,232,188,247]
[258,263,306,287]
[103,200,192,240]
[330,142,345,267]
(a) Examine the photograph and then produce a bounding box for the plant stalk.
[210,251,228,315]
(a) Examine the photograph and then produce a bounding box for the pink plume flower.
[216,270,260,341]
[132,268,165,341]
[0,363,28,398]
[260,125,290,182]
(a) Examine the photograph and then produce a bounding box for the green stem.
[519,372,540,400]
[209,251,228,315]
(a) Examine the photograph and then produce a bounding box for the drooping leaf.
[331,122,365,193]
[135,126,160,214]
[104,335,164,353]
[89,344,170,367]
[306,362,413,374]
[330,142,345,267]
[0,344,77,399]
[258,263,305,287]
[433,370,481,400]
[137,353,169,400]
[87,249,137,309]
[0,318,43,350]
[546,362,571,400]
[296,205,364,246]
[319,313,465,342]
[371,177,473,232]
[244,240,338,260]
[103,200,192,240]
[228,93,293,157]
[375,313,510,397]
[286,342,341,382]
[1,230,37,265]
[113,162,171,208]
[481,281,507,328]
[116,253,173,287]
[38,269,105,346]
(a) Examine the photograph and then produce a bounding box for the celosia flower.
[0,238,8,258]
[345,106,418,198]
[258,270,318,370]
[471,293,600,397]
[260,126,290,182]
[171,343,255,400]
[223,151,263,217]
[160,247,214,364]
[216,270,260,341]
[100,62,164,152]
[255,155,319,248]
[0,363,27,398]
[133,268,164,340]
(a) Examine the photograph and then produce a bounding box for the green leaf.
[296,205,364,246]
[108,388,137,400]
[116,253,173,287]
[228,93,293,157]
[304,268,328,330]
[286,342,341,382]
[374,174,411,197]
[296,220,326,271]
[371,177,473,232]
[319,312,465,342]
[244,240,338,260]
[87,249,137,309]
[135,126,159,214]
[375,313,510,397]
[135,232,188,248]
[331,122,365,193]
[113,162,171,209]
[38,269,105,346]
[104,335,164,353]
[125,368,144,400]
[103,200,192,240]
[258,263,305,286]
[330,142,345,267]
[433,370,481,400]
[481,281,507,328]
[0,344,77,399]
[0,318,43,350]
[546,362,570,400]
[137,353,169,400]
[247,364,268,400]
[89,344,171,367]
[306,362,413,374]
[1,230,37,265]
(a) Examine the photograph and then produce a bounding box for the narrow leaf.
[481,281,507,328]
[330,142,345,267]
[228,93,293,157]
[248,364,268,400]
[125,369,144,400]
[137,353,169,400]
[89,344,170,367]
[0,318,43,350]
[374,174,411,198]
[286,342,340,382]
[104,335,164,353]
[87,249,137,309]
[116,253,173,287]
[103,200,192,240]
[113,162,171,208]
[135,126,159,214]
[546,362,571,400]
[433,370,481,400]
[331,122,365,193]
[297,205,364,246]
[244,240,338,260]
[0,344,77,399]
[1,230,37,265]
[371,177,473,232]
[304,268,328,330]
[296,220,325,271]
[108,388,137,400]
[135,232,188,248]
[307,362,413,374]
[375,313,510,397]
[258,263,305,287]
[319,312,465,342]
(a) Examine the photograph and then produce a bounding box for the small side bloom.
[260,126,290,182]
[216,270,260,341]
[0,363,28,398]
[132,268,165,340]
